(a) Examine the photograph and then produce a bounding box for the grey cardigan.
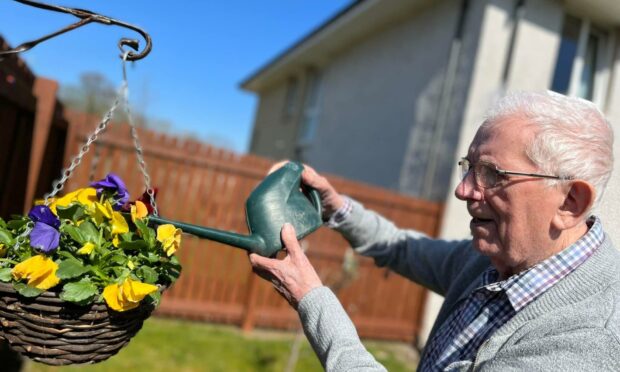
[298,199,620,371]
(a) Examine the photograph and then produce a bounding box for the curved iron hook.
[0,0,152,61]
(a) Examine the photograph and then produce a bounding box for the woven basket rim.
[0,281,165,309]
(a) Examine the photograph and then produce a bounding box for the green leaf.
[147,290,161,306]
[13,282,44,297]
[135,220,154,246]
[56,204,85,221]
[0,268,12,282]
[62,225,86,244]
[59,280,98,305]
[145,252,160,263]
[79,221,101,245]
[56,259,90,279]
[0,228,14,246]
[7,219,27,230]
[118,240,148,251]
[137,266,159,284]
[104,253,127,266]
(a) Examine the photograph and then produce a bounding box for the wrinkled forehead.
[468,117,537,160]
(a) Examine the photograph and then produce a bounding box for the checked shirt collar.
[478,216,604,312]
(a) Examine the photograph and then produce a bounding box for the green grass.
[24,317,417,372]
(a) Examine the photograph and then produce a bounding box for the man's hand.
[269,161,344,220]
[249,223,322,308]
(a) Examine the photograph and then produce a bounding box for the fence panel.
[60,118,443,342]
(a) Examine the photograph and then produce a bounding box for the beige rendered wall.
[598,30,620,245]
[299,0,461,194]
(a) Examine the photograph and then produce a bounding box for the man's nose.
[454,170,483,201]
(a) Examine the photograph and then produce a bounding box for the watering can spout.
[148,215,266,253]
[145,161,322,257]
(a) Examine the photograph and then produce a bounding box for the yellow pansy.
[131,201,148,223]
[49,188,97,215]
[92,201,113,225]
[111,211,129,235]
[103,278,158,312]
[113,235,120,247]
[0,244,6,258]
[77,242,95,255]
[12,255,60,290]
[156,224,182,256]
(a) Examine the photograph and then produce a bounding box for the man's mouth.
[471,217,493,225]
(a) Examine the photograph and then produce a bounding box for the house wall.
[248,82,299,160]
[300,0,461,194]
[599,30,620,245]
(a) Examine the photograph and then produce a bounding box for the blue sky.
[1,0,352,152]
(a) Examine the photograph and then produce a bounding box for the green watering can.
[148,162,323,257]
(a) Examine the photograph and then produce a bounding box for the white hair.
[483,91,614,209]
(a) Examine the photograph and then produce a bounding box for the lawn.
[23,317,418,372]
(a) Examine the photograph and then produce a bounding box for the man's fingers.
[281,223,302,258]
[249,252,278,272]
[268,160,290,175]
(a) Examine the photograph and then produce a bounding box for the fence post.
[241,269,260,332]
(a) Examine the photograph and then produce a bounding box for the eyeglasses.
[458,158,572,189]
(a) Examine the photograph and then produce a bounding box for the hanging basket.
[0,282,159,365]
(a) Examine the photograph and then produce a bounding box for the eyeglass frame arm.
[459,158,573,182]
[0,0,152,61]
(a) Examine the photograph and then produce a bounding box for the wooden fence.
[58,114,443,342]
[0,36,37,218]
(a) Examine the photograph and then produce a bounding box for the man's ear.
[553,180,595,230]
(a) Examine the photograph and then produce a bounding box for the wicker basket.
[0,282,156,366]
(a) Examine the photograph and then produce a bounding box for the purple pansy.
[90,173,129,210]
[28,205,61,229]
[28,205,60,253]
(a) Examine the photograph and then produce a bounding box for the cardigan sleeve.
[297,286,387,371]
[333,198,474,296]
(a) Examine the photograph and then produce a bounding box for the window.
[550,15,614,105]
[298,70,323,145]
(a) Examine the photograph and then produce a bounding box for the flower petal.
[29,222,60,253]
[103,284,135,311]
[156,224,176,242]
[91,173,129,210]
[76,188,98,208]
[122,278,157,303]
[28,205,60,228]
[12,255,60,290]
[77,242,95,255]
[131,200,148,223]
[112,212,129,235]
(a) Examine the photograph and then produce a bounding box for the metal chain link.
[13,221,35,251]
[43,86,125,205]
[89,142,102,182]
[121,54,159,216]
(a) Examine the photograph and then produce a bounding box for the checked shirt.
[418,217,604,371]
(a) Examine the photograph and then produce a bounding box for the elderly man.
[249,91,620,371]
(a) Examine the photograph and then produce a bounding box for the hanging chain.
[43,85,125,205]
[121,53,159,216]
[88,142,102,182]
[13,221,35,251]
[41,52,157,216]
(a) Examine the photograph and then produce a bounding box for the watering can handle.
[307,188,322,218]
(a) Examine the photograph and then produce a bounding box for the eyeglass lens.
[459,160,497,188]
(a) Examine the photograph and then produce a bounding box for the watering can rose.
[0,173,182,310]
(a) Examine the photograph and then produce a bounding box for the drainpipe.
[501,0,526,89]
[421,0,470,200]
